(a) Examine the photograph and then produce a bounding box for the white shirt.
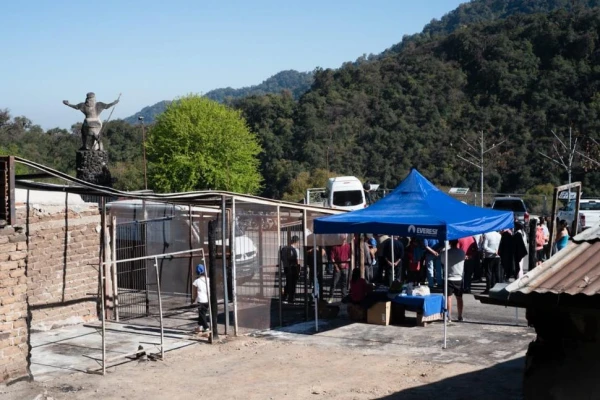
[192,276,210,304]
[482,231,502,258]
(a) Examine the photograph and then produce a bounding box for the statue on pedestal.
[63,92,120,151]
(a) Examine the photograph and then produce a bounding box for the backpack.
[280,245,298,270]
[535,227,545,248]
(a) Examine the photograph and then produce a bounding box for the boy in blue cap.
[192,264,210,333]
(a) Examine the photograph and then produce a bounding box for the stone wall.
[0,225,28,383]
[0,200,101,383]
[25,204,101,331]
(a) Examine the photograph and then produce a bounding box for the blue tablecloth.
[388,293,445,317]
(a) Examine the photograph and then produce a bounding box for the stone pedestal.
[76,150,112,187]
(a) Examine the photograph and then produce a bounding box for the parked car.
[558,199,600,231]
[491,197,530,227]
[580,199,600,229]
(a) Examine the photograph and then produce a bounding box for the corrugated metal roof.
[505,225,600,296]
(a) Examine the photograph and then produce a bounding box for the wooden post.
[528,219,537,271]
[549,187,559,258]
[573,186,582,234]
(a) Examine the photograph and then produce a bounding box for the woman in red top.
[350,268,369,303]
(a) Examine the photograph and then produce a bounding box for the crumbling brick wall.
[0,225,28,383]
[25,204,101,331]
[0,201,101,383]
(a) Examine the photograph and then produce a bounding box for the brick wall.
[0,225,29,383]
[0,201,101,383]
[24,204,101,331]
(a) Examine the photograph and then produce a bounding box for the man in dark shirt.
[329,234,351,302]
[280,235,300,303]
[382,236,404,286]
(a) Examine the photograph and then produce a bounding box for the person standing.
[329,233,351,302]
[457,236,478,293]
[280,235,300,303]
[498,229,514,282]
[355,235,373,283]
[192,264,210,333]
[481,231,502,294]
[375,234,390,284]
[535,221,546,266]
[440,240,466,322]
[424,238,443,289]
[513,222,528,279]
[367,237,378,283]
[382,236,404,286]
[555,220,570,252]
[407,238,425,284]
[472,233,483,282]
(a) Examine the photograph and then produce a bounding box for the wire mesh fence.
[106,197,340,334]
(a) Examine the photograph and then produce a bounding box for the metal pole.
[188,205,194,302]
[100,259,106,375]
[480,131,484,207]
[154,256,165,359]
[443,240,448,349]
[277,205,282,327]
[201,249,214,343]
[231,198,238,336]
[139,117,148,190]
[391,236,395,282]
[111,216,119,322]
[302,210,308,321]
[313,232,318,332]
[221,196,229,334]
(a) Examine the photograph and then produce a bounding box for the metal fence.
[105,197,339,336]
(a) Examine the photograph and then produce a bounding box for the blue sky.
[1,0,466,129]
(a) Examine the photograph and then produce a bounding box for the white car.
[557,200,588,232]
[578,199,600,229]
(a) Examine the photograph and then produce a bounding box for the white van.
[325,176,367,211]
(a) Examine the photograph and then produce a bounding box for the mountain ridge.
[124,69,313,124]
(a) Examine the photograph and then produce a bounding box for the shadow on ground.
[375,357,524,400]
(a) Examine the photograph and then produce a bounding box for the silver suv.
[491,197,530,227]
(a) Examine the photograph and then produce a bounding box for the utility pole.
[538,127,578,198]
[138,116,148,190]
[456,130,506,206]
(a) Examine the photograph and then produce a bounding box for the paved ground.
[29,322,204,382]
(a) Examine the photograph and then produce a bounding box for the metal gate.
[113,220,150,320]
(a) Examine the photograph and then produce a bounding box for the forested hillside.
[383,0,600,55]
[124,70,313,124]
[237,7,600,198]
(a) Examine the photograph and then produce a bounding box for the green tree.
[282,169,337,202]
[146,95,263,193]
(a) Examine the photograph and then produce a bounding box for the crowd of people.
[277,216,572,321]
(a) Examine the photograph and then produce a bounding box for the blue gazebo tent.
[312,169,514,347]
[314,169,514,240]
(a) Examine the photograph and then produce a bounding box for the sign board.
[449,187,469,195]
[558,191,579,200]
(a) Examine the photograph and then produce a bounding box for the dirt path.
[2,333,525,400]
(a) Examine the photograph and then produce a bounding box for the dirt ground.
[2,331,525,400]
